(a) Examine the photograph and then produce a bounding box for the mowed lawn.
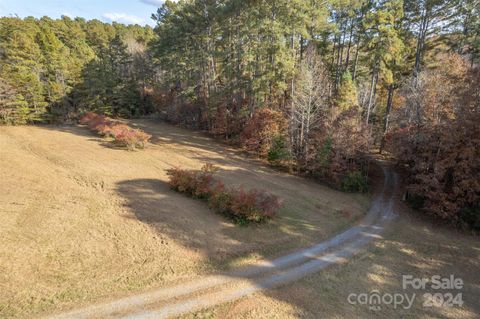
[0,119,369,318]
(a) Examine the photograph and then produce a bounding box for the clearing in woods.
[0,119,368,318]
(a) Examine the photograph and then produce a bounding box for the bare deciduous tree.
[291,46,331,163]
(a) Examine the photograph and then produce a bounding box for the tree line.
[1,0,479,228]
[0,16,155,123]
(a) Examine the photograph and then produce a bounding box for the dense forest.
[0,17,156,122]
[0,0,479,228]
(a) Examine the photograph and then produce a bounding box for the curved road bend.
[48,164,399,319]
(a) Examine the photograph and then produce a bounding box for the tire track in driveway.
[47,165,398,319]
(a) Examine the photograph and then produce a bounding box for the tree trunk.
[412,10,429,86]
[352,43,360,81]
[334,23,345,92]
[345,20,354,71]
[331,34,337,67]
[380,84,395,154]
[365,67,378,124]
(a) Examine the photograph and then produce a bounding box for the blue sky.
[0,0,167,26]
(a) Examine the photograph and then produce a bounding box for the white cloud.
[140,0,165,7]
[103,12,145,25]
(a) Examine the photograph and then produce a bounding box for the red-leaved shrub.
[230,188,282,222]
[166,164,282,223]
[79,112,110,132]
[109,124,151,150]
[79,112,97,125]
[115,128,151,150]
[167,163,220,199]
[78,112,151,150]
[88,115,112,135]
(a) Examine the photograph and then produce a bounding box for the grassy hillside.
[0,120,368,318]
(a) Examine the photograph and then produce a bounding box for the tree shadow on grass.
[131,119,264,165]
[114,176,333,267]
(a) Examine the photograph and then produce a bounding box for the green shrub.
[406,194,426,210]
[208,189,233,216]
[267,135,290,164]
[459,203,480,230]
[341,170,368,193]
[316,137,333,175]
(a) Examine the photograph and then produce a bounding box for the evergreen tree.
[336,72,358,110]
[0,16,156,121]
[0,77,29,124]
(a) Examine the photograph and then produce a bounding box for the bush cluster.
[166,164,282,224]
[79,112,151,150]
[341,170,368,193]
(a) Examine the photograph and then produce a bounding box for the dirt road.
[46,166,398,319]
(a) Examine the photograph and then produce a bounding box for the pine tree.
[0,77,29,124]
[336,71,358,110]
[403,0,461,84]
[0,18,47,122]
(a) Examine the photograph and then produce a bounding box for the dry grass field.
[0,119,369,318]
